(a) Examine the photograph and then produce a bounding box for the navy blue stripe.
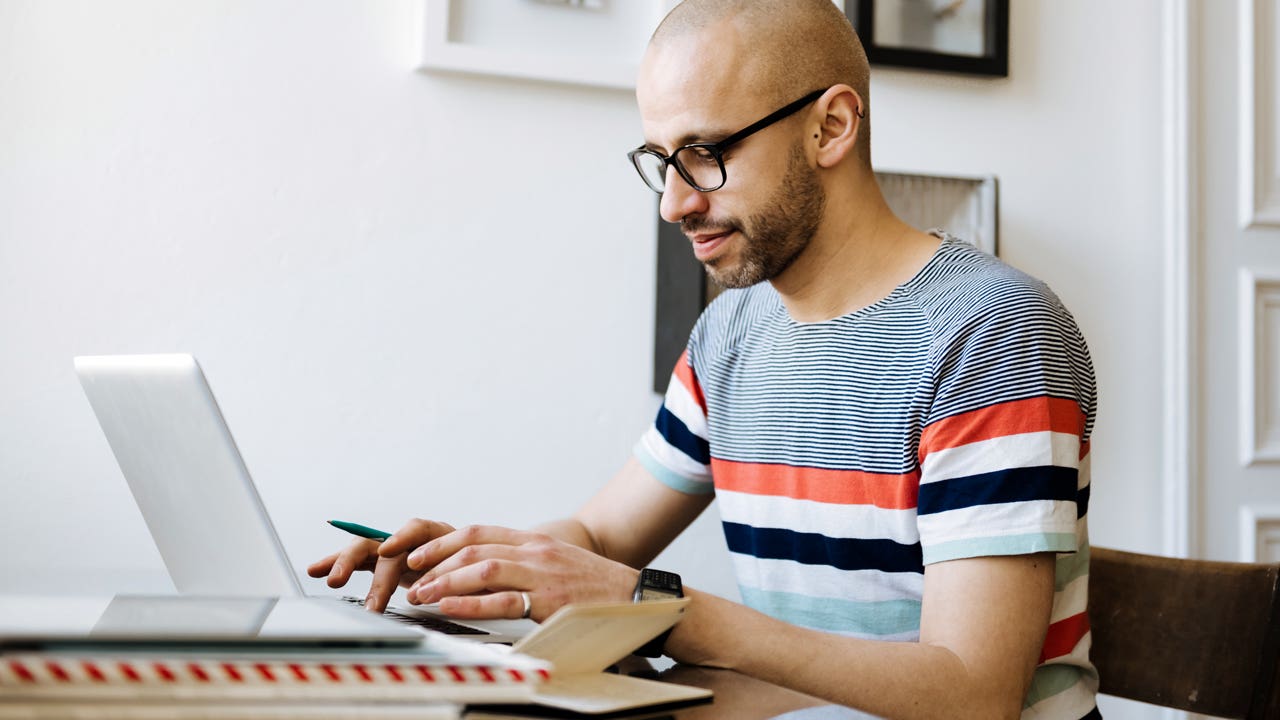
[655,405,710,464]
[722,522,923,574]
[1077,482,1090,519]
[918,466,1079,516]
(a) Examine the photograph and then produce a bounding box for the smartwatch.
[632,568,683,657]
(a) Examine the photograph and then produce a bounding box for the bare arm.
[532,456,713,568]
[667,553,1056,720]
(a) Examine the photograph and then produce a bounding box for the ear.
[811,85,863,169]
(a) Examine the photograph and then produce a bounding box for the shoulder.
[687,282,782,360]
[908,240,1080,340]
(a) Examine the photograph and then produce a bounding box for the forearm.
[669,589,1027,720]
[530,517,605,556]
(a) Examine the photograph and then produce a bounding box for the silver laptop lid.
[75,354,303,597]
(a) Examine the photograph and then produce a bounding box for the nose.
[658,165,710,224]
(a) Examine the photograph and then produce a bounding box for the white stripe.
[1022,674,1097,720]
[921,431,1081,485]
[638,427,709,479]
[918,499,1078,546]
[716,488,919,544]
[663,372,708,439]
[731,554,923,604]
[1049,573,1090,624]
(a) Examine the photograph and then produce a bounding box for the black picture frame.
[847,0,1009,78]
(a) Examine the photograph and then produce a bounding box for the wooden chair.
[1088,546,1280,718]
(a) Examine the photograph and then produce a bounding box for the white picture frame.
[419,0,676,90]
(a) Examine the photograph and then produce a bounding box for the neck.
[769,176,942,323]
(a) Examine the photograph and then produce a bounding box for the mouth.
[688,229,735,262]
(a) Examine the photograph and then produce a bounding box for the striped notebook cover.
[0,654,549,704]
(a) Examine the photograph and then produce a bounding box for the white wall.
[1,1,1170,715]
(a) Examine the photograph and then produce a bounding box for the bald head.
[645,0,872,166]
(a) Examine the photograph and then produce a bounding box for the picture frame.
[846,0,1009,77]
[419,0,676,90]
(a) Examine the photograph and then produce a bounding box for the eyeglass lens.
[632,146,726,193]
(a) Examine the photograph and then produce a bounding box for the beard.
[683,143,826,289]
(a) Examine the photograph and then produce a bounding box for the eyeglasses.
[627,89,827,194]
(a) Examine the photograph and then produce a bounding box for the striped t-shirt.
[635,236,1099,718]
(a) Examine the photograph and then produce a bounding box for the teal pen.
[328,519,392,541]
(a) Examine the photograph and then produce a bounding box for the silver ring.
[519,591,532,619]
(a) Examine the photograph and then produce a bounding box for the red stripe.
[1039,612,1091,663]
[712,458,919,509]
[255,663,276,682]
[536,669,551,681]
[477,666,495,683]
[45,662,70,682]
[321,664,341,682]
[221,663,243,682]
[10,661,35,683]
[415,665,435,682]
[447,665,466,682]
[507,669,525,682]
[384,665,404,683]
[353,664,373,682]
[119,663,142,682]
[188,663,210,682]
[288,664,308,682]
[153,663,176,682]
[672,350,707,414]
[83,662,106,683]
[920,397,1086,461]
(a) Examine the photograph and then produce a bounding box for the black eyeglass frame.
[627,88,832,194]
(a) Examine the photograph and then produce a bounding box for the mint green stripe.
[739,587,921,636]
[633,442,714,495]
[1055,541,1091,591]
[923,532,1077,565]
[1023,665,1089,708]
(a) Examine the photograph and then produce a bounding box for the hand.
[403,525,640,622]
[306,518,457,613]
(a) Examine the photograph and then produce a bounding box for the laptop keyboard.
[339,596,492,636]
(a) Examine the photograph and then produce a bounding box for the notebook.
[73,354,533,644]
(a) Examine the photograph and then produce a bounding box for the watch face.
[638,587,677,602]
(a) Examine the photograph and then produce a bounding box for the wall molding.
[1238,268,1280,465]
[1240,0,1280,227]
[1162,0,1196,562]
[1240,505,1280,562]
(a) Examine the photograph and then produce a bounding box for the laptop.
[0,594,425,647]
[73,354,534,645]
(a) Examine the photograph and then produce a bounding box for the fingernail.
[407,549,423,566]
[331,562,344,576]
[365,595,379,612]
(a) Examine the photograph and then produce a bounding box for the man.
[310,1,1099,717]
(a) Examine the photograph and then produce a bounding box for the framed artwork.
[846,0,1009,77]
[419,0,677,90]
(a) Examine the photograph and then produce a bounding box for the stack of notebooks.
[0,594,711,719]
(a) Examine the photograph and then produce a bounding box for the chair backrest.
[1088,546,1280,718]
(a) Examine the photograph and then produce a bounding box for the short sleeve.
[634,349,715,495]
[915,285,1095,565]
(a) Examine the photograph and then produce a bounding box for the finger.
[365,551,413,613]
[326,538,380,588]
[407,525,537,571]
[409,558,533,605]
[379,518,456,558]
[306,552,340,578]
[438,590,534,621]
[405,544,524,598]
